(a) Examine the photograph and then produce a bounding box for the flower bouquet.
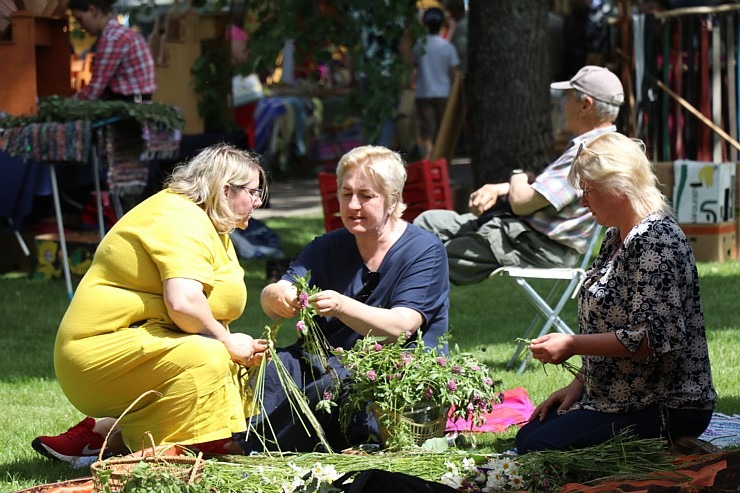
[322,331,501,450]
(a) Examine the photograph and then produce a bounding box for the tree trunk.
[467,0,553,188]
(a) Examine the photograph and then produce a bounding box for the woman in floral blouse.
[516,132,716,453]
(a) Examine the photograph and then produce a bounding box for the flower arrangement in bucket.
[321,331,502,450]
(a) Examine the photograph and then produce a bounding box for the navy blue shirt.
[283,223,450,350]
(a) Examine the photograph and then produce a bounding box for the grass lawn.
[1,213,738,492]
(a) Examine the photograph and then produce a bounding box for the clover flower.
[298,291,309,309]
[296,320,306,334]
[331,331,501,450]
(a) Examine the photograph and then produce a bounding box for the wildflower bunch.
[320,330,501,449]
[440,456,527,492]
[280,462,342,493]
[292,272,339,389]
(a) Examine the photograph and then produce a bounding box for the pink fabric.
[446,387,535,433]
[228,24,249,42]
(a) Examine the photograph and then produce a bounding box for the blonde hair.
[569,132,671,218]
[336,145,407,219]
[165,144,266,234]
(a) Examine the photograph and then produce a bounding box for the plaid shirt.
[525,125,617,253]
[76,19,156,100]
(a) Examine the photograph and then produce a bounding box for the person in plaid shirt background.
[69,0,156,102]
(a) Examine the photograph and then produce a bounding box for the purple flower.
[447,379,458,391]
[373,343,382,352]
[296,320,306,334]
[401,352,412,365]
[436,357,447,367]
[466,402,475,413]
[366,370,377,381]
[404,330,414,340]
[484,377,494,387]
[452,365,462,375]
[323,390,333,401]
[424,387,434,399]
[299,292,309,309]
[471,364,480,371]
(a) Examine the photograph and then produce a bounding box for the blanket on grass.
[446,387,535,433]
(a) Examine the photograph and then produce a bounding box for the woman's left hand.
[308,290,344,317]
[529,333,574,365]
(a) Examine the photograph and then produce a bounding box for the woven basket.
[91,453,204,493]
[89,392,204,493]
[372,403,448,447]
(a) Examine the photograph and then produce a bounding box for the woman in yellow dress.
[33,144,268,462]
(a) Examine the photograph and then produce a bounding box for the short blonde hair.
[569,132,671,218]
[165,144,266,234]
[336,145,407,220]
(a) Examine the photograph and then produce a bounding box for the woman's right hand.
[261,281,299,319]
[528,378,583,423]
[223,332,268,367]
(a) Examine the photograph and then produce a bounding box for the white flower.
[508,473,526,489]
[462,457,477,472]
[440,472,465,489]
[444,459,460,477]
[483,469,508,491]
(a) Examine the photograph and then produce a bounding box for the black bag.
[333,469,458,493]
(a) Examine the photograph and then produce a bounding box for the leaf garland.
[0,96,184,131]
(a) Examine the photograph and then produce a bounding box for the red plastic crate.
[317,158,453,232]
[318,172,343,232]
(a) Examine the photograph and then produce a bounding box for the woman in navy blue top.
[256,145,450,452]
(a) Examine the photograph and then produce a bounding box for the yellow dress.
[54,189,249,449]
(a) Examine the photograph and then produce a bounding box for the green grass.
[1,213,738,492]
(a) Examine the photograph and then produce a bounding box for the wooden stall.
[0,10,72,116]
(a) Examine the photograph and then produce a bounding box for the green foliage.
[330,331,501,450]
[191,44,236,133]
[246,1,424,141]
[99,461,211,493]
[0,96,185,130]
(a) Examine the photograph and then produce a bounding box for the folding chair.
[490,225,604,374]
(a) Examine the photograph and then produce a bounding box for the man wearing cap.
[414,65,624,285]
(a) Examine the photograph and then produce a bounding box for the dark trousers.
[515,405,713,454]
[244,344,377,453]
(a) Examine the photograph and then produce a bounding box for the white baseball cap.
[551,66,625,106]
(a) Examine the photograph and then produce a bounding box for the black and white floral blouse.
[573,212,716,413]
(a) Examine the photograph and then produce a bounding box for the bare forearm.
[334,301,422,341]
[570,333,639,358]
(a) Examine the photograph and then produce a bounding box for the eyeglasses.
[356,270,380,303]
[231,184,263,200]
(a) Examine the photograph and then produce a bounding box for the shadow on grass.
[3,458,91,492]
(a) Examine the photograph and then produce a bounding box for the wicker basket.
[91,453,204,493]
[372,403,448,447]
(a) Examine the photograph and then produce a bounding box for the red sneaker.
[192,437,242,456]
[32,417,105,464]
